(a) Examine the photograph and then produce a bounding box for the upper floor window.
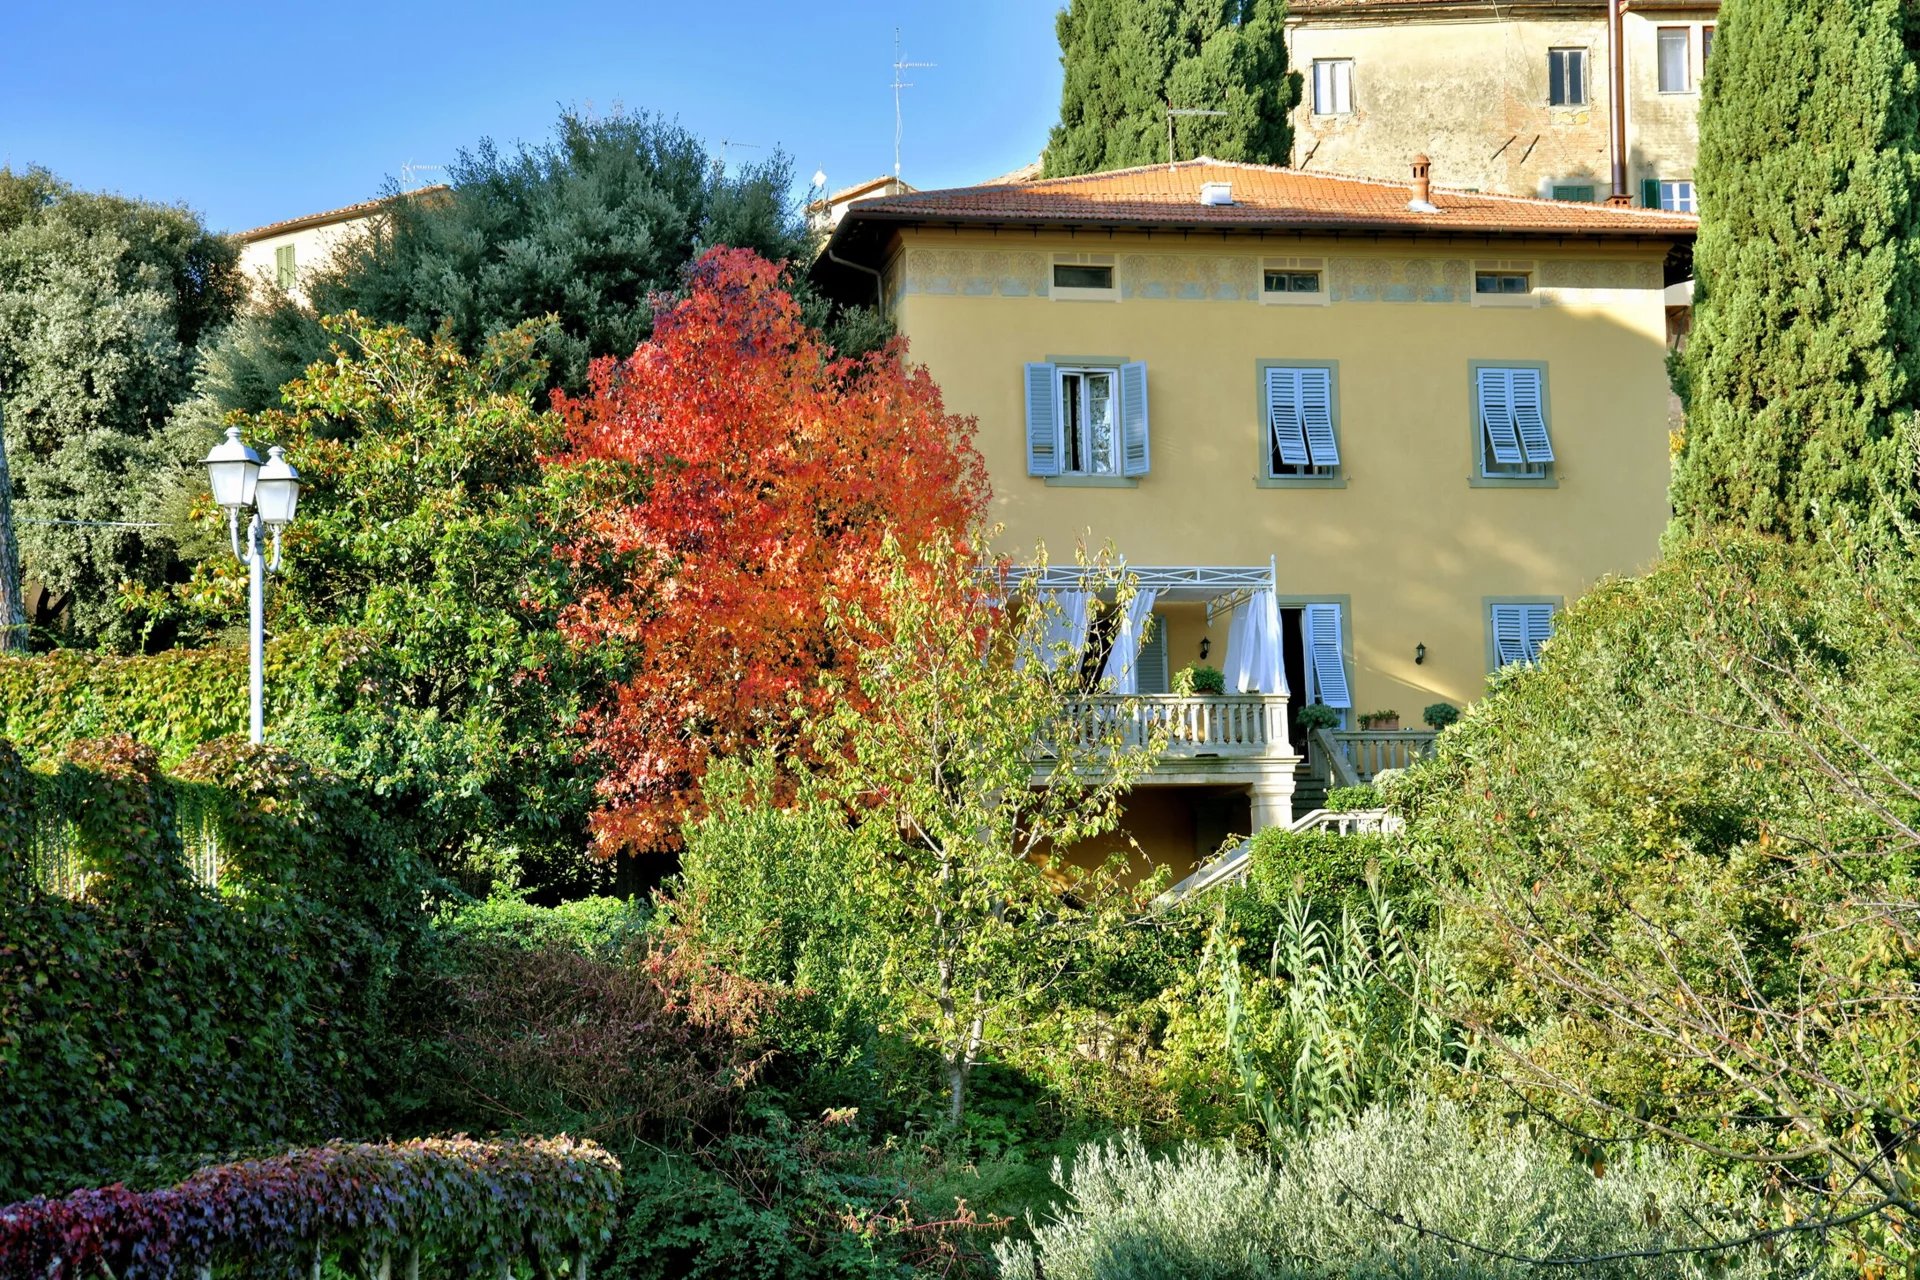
[1548,48,1587,106]
[1474,365,1556,480]
[1051,253,1117,301]
[1264,365,1341,480]
[1489,602,1556,669]
[1313,59,1355,115]
[1265,269,1322,295]
[1658,27,1692,92]
[1658,180,1697,213]
[1551,183,1596,203]
[274,244,297,291]
[1024,360,1151,479]
[1475,271,1532,296]
[1702,25,1715,67]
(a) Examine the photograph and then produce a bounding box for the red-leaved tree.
[550,248,989,854]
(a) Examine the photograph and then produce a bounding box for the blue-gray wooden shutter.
[1137,616,1169,694]
[1120,361,1150,476]
[1510,368,1554,463]
[1025,363,1059,476]
[1304,603,1351,709]
[1490,604,1530,667]
[1521,603,1555,662]
[1299,367,1339,467]
[1266,367,1311,467]
[1476,368,1525,465]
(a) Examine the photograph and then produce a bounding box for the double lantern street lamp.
[202,426,301,744]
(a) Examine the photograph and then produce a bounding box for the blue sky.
[0,1,1063,233]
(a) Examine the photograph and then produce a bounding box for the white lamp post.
[203,426,301,744]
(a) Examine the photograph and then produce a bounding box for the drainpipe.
[1607,0,1630,204]
[826,242,885,309]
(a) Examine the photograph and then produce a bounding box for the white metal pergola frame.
[1002,559,1278,622]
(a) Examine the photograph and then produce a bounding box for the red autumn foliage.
[549,248,989,854]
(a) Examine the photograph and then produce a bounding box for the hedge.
[0,1136,622,1280]
[0,734,433,1202]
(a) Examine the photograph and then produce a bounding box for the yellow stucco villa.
[818,158,1696,874]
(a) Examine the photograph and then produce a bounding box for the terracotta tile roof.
[236,185,449,243]
[837,160,1697,240]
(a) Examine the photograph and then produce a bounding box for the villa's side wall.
[889,227,1673,727]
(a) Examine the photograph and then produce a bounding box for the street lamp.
[203,426,300,744]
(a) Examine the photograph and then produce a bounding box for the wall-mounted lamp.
[1414,642,1427,665]
[1199,638,1211,660]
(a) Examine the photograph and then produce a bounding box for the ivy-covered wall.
[0,734,433,1202]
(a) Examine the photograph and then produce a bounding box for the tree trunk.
[0,403,25,653]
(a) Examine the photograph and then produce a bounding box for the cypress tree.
[1045,0,1296,177]
[1673,0,1920,544]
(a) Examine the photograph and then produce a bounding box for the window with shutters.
[1486,600,1558,670]
[1023,360,1150,481]
[1658,180,1697,213]
[1302,602,1352,713]
[1548,48,1587,107]
[1137,615,1170,695]
[1259,361,1342,484]
[274,244,297,291]
[1312,60,1355,115]
[1471,363,1556,484]
[1551,184,1596,203]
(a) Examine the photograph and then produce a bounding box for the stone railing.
[1312,726,1436,786]
[1055,694,1292,758]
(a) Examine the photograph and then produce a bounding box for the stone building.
[1287,0,1717,209]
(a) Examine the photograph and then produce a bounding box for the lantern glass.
[254,445,301,526]
[202,426,261,511]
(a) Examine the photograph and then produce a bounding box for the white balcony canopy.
[1009,561,1276,618]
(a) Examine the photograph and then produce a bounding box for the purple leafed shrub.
[0,1136,622,1280]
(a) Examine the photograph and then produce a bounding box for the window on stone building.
[1658,27,1691,92]
[1658,180,1697,213]
[1548,48,1587,107]
[1312,59,1354,115]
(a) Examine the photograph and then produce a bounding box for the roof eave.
[837,206,1696,244]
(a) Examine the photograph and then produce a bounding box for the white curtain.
[1019,590,1093,672]
[1228,589,1288,695]
[1101,589,1159,693]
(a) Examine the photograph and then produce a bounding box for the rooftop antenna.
[1165,107,1227,168]
[399,161,443,190]
[892,28,935,179]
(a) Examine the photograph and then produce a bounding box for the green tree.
[1045,0,1297,177]
[189,108,874,429]
[0,167,241,649]
[154,315,605,894]
[1672,0,1920,544]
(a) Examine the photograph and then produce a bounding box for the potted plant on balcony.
[1172,664,1226,696]
[1358,709,1401,731]
[1298,703,1342,733]
[1423,702,1461,731]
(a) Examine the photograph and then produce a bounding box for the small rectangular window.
[1058,367,1119,476]
[1312,59,1354,115]
[1263,269,1322,295]
[1548,48,1586,106]
[1658,27,1691,92]
[1551,184,1596,203]
[274,244,297,291]
[1474,271,1531,295]
[1658,180,1697,213]
[1053,263,1113,291]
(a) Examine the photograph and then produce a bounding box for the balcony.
[1042,692,1297,790]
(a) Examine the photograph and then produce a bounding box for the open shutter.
[1641,178,1662,209]
[1476,368,1524,465]
[1266,368,1311,467]
[1304,603,1351,709]
[1510,368,1554,463]
[1522,604,1556,663]
[1299,367,1339,467]
[1119,361,1150,476]
[1490,605,1530,667]
[1137,616,1169,694]
[1025,363,1060,476]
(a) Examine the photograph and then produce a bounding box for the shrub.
[431,932,781,1145]
[0,1136,621,1280]
[1238,828,1421,917]
[0,736,431,1202]
[433,891,649,958]
[1422,701,1460,730]
[1322,783,1379,812]
[1296,704,1341,732]
[995,1102,1814,1279]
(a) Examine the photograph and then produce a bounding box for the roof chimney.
[1411,154,1432,205]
